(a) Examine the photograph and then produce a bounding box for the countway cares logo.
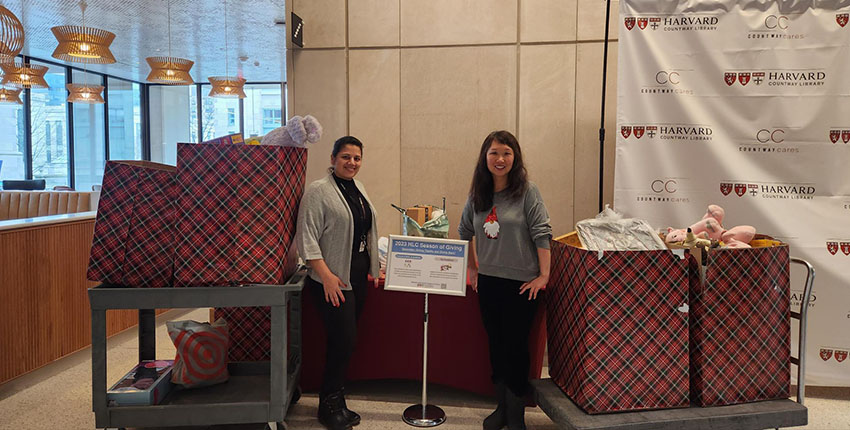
[747,14,806,40]
[635,178,691,203]
[624,15,719,32]
[739,128,800,153]
[640,70,694,95]
[826,240,850,256]
[724,69,826,87]
[719,181,816,200]
[620,123,713,141]
[820,347,849,363]
[829,128,850,144]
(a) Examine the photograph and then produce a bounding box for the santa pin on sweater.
[483,207,500,239]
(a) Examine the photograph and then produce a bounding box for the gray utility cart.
[533,257,815,430]
[88,268,306,430]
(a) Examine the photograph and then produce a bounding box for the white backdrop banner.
[615,0,850,386]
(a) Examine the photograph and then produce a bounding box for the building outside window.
[30,61,69,188]
[244,84,283,138]
[107,78,142,161]
[0,97,25,183]
[200,88,240,141]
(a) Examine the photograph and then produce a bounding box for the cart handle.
[789,257,815,406]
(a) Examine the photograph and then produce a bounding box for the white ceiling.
[3,0,287,83]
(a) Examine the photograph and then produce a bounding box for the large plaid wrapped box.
[87,161,178,288]
[546,233,690,414]
[173,142,307,287]
[689,239,790,406]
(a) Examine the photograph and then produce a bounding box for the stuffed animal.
[664,204,756,248]
[261,115,323,147]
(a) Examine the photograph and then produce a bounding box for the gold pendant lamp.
[208,0,245,98]
[0,4,25,62]
[67,82,104,103]
[0,60,48,88]
[51,1,115,64]
[0,87,22,104]
[146,0,193,85]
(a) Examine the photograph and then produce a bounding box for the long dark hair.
[328,136,363,174]
[468,130,528,212]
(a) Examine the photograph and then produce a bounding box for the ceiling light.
[67,83,104,104]
[0,5,25,61]
[145,0,193,85]
[0,87,22,104]
[208,0,245,98]
[0,61,48,89]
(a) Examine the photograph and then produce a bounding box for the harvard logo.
[838,13,849,27]
[634,126,645,139]
[842,242,850,255]
[827,241,839,255]
[820,348,833,361]
[738,72,751,86]
[735,183,747,197]
[844,130,850,143]
[831,130,841,143]
[725,72,736,86]
[638,18,648,30]
[625,17,636,30]
[720,183,733,196]
[837,350,848,363]
[621,126,632,138]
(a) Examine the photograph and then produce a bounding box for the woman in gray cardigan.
[296,136,379,430]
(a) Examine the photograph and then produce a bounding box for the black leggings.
[477,273,539,397]
[308,258,368,397]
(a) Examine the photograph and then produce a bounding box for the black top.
[332,173,373,254]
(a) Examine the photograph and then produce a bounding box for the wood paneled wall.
[0,219,163,384]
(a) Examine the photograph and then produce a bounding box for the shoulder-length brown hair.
[468,130,528,212]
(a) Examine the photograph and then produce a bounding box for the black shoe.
[504,388,527,430]
[483,383,507,430]
[318,391,353,430]
[339,388,361,426]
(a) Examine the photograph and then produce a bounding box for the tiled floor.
[1,308,848,430]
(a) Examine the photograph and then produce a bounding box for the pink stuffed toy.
[664,204,756,248]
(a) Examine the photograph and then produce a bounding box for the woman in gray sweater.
[458,130,552,430]
[296,136,379,430]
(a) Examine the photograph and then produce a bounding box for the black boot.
[483,383,507,430]
[504,388,527,430]
[339,388,361,426]
[318,391,352,430]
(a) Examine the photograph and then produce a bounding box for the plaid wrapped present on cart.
[87,161,178,288]
[174,142,307,361]
[689,240,790,406]
[546,233,690,414]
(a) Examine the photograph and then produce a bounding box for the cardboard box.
[107,360,174,406]
[546,232,690,414]
[405,207,427,226]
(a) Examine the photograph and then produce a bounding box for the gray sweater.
[458,182,552,282]
[296,174,380,289]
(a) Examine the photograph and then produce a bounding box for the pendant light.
[0,3,25,62]
[208,0,245,98]
[51,0,116,64]
[0,87,22,104]
[0,0,48,89]
[146,0,193,85]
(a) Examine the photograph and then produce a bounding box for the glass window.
[30,61,69,188]
[107,78,142,160]
[244,83,283,138]
[200,86,241,141]
[148,85,196,165]
[71,70,106,191]
[0,95,26,184]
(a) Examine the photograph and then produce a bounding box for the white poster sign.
[385,235,468,297]
[615,0,850,385]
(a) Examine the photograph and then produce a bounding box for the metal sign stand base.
[402,292,446,427]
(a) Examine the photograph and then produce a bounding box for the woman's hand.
[321,273,347,307]
[468,265,479,292]
[519,275,548,300]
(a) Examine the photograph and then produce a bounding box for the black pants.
[477,273,539,397]
[309,253,369,397]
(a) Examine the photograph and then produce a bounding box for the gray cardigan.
[296,174,380,288]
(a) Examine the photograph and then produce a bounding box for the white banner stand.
[385,232,468,427]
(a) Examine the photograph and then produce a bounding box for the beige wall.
[288,0,619,239]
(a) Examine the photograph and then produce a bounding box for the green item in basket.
[405,212,449,238]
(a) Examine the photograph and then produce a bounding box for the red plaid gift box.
[546,233,690,414]
[213,306,272,362]
[689,242,790,406]
[173,142,306,287]
[88,161,178,288]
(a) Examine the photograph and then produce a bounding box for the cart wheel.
[290,386,302,404]
[265,423,287,430]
